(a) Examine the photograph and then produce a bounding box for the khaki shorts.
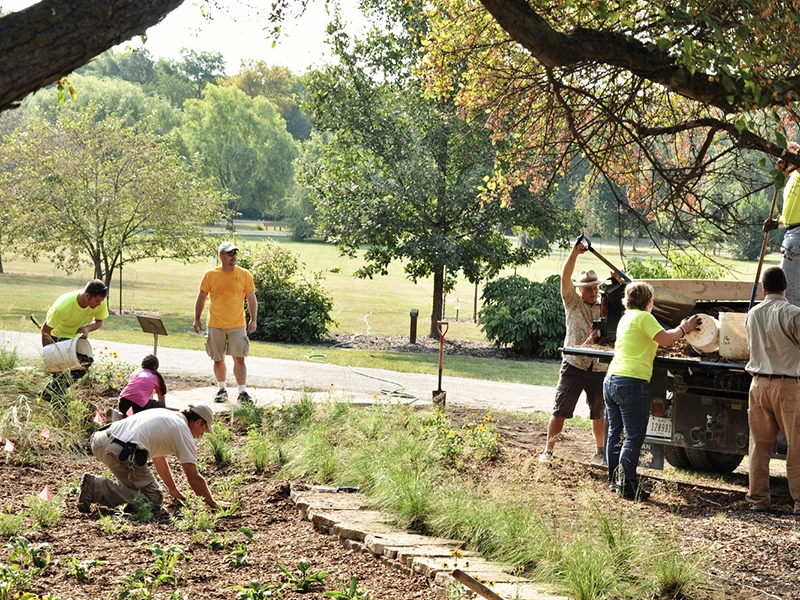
[205,327,250,361]
[552,361,605,420]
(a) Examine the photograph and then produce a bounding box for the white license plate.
[646,416,672,439]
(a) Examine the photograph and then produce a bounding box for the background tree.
[228,60,313,141]
[24,74,181,134]
[177,48,226,99]
[299,2,578,338]
[180,84,299,226]
[0,105,226,285]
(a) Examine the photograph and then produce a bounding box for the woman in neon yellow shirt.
[604,282,699,500]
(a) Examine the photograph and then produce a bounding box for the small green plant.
[0,563,31,600]
[0,341,19,371]
[84,350,134,392]
[277,557,328,592]
[128,492,155,522]
[99,513,131,534]
[324,576,374,599]
[191,527,253,551]
[6,536,51,574]
[204,425,234,466]
[245,429,272,472]
[0,511,23,537]
[23,495,62,529]
[229,579,282,599]
[64,556,105,580]
[171,494,219,532]
[146,542,190,585]
[231,402,266,432]
[225,543,249,568]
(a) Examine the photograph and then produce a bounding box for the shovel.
[432,320,448,409]
[749,186,780,311]
[577,235,696,326]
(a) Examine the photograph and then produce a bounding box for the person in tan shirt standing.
[193,242,258,404]
[540,237,607,465]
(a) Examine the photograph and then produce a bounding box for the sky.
[2,0,367,75]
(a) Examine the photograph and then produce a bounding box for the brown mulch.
[3,337,798,600]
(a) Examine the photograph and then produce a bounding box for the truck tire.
[685,448,743,473]
[664,445,693,470]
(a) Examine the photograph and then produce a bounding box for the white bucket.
[684,314,719,354]
[42,337,94,373]
[718,312,749,361]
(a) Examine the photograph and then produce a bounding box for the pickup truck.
[562,279,787,473]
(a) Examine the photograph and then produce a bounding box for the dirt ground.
[3,338,800,600]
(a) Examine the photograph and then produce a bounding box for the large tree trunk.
[429,266,445,338]
[0,0,185,113]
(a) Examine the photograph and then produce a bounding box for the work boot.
[214,388,228,403]
[237,391,253,405]
[77,473,95,513]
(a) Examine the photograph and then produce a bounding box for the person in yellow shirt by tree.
[193,242,258,404]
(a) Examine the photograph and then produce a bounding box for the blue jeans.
[604,375,651,495]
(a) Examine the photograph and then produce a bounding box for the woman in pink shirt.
[118,355,167,416]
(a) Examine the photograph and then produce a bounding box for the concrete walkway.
[4,330,576,418]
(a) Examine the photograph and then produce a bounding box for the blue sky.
[2,0,367,75]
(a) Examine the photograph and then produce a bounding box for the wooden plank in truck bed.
[640,279,763,301]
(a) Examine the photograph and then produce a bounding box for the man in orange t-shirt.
[193,242,258,404]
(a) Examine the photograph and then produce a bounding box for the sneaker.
[77,473,94,513]
[214,388,228,403]
[590,452,607,466]
[237,391,253,404]
[539,449,553,464]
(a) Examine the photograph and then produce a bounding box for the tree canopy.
[180,84,299,224]
[0,105,226,285]
[299,2,578,337]
[420,0,800,251]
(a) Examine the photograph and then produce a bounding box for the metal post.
[409,309,419,344]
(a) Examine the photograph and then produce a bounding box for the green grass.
[0,226,777,387]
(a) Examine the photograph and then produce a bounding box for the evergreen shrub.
[478,274,564,358]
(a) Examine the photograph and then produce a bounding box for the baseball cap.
[218,241,238,254]
[189,404,215,433]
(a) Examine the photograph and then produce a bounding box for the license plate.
[646,416,672,439]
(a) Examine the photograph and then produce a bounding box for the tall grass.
[271,401,712,600]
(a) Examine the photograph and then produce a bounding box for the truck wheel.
[685,448,743,473]
[664,446,692,470]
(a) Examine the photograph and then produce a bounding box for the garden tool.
[577,235,696,327]
[432,320,448,408]
[451,569,506,600]
[749,186,780,311]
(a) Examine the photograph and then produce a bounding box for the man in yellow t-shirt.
[779,142,800,307]
[40,279,109,405]
[193,242,258,404]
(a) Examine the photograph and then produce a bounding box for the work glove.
[763,218,780,233]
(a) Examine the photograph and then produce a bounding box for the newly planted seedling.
[276,557,328,592]
[63,556,105,580]
[324,576,374,599]
[225,543,249,568]
[228,579,282,599]
[6,536,51,574]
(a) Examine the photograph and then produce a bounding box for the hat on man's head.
[188,404,215,433]
[573,270,600,288]
[218,241,238,254]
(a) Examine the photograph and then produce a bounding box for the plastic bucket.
[42,337,94,373]
[718,313,749,361]
[684,314,719,354]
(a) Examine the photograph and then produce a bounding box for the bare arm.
[561,237,588,298]
[41,323,55,347]
[152,456,184,501]
[193,290,208,333]
[78,319,103,337]
[245,290,258,334]
[654,315,700,347]
[181,462,221,509]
